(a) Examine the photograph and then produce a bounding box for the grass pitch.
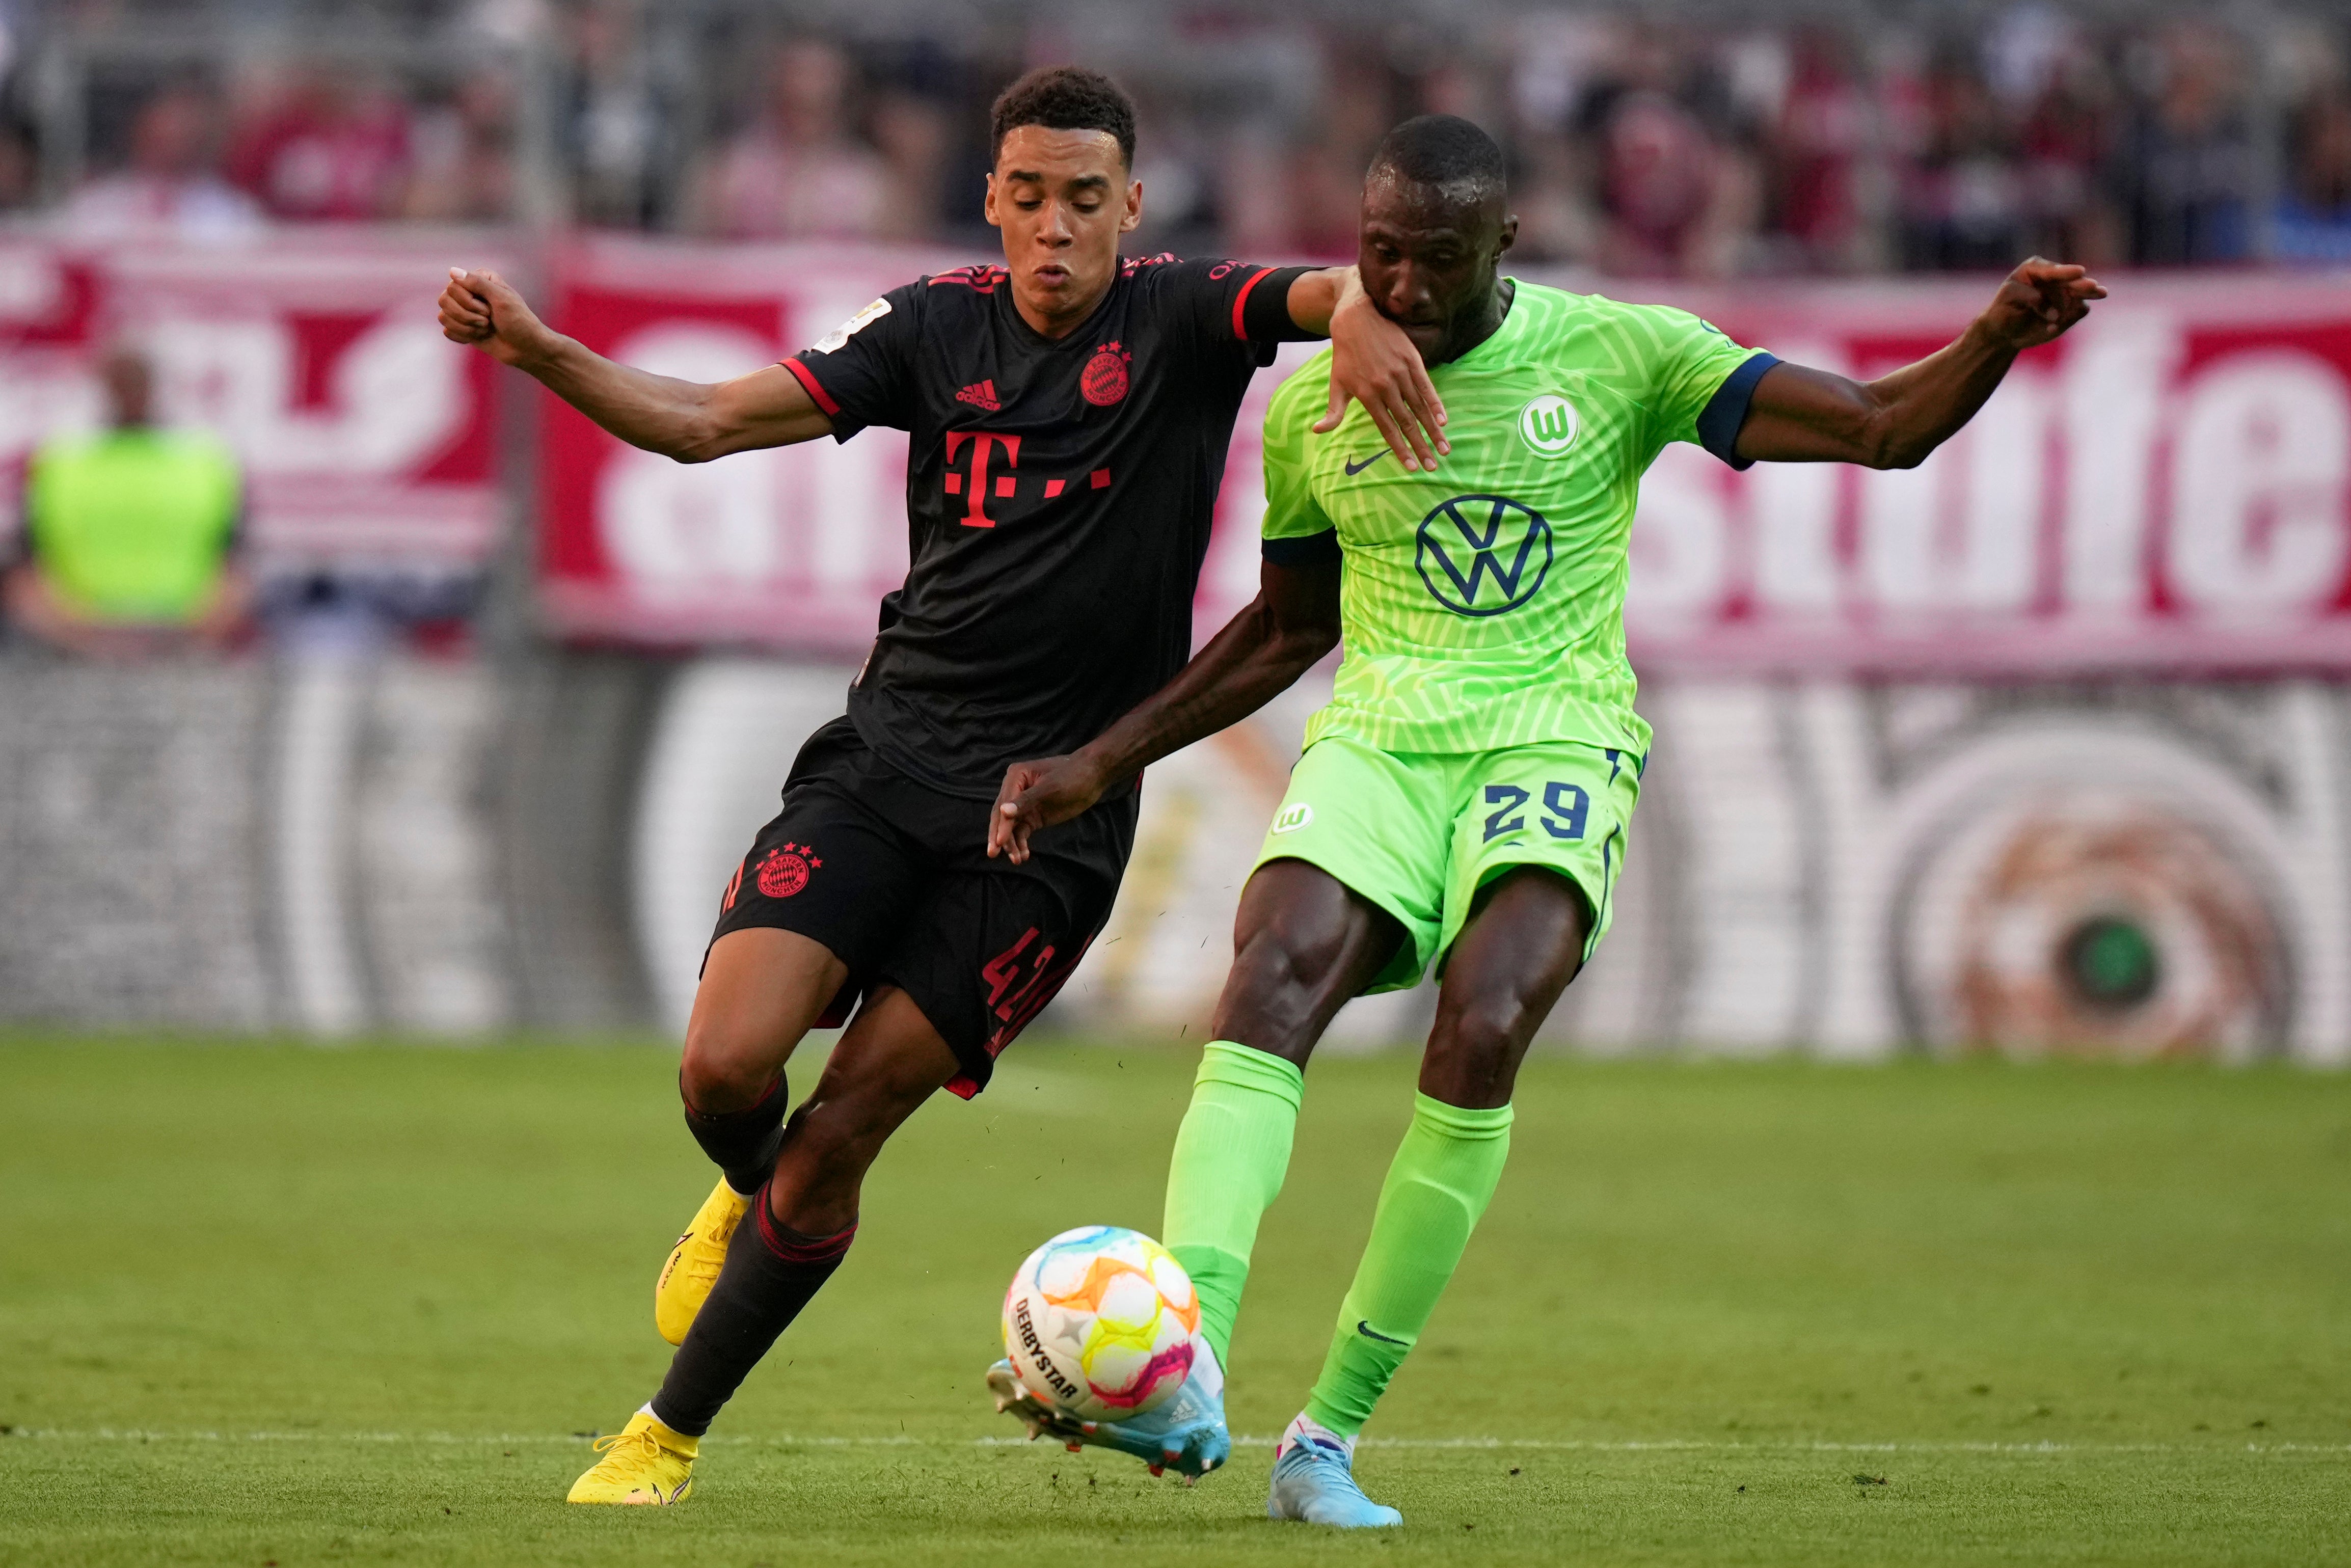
[2,1037,2346,1567]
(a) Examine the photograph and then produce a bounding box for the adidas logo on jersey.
[957,380,1003,412]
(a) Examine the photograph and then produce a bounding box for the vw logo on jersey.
[1518,394,1580,457]
[1415,494,1553,617]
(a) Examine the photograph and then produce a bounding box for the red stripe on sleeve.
[781,356,842,416]
[1230,266,1275,339]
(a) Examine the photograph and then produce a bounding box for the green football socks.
[1159,1045,1514,1436]
[1304,1092,1514,1438]
[1161,1041,1305,1366]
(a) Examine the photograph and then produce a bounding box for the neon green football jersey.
[1261,279,1770,759]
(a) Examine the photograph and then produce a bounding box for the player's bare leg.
[657,928,852,1343]
[757,986,960,1234]
[1416,866,1587,1107]
[658,987,955,1425]
[681,927,851,1111]
[1157,855,1404,1357]
[1271,866,1587,1526]
[1213,858,1408,1068]
[1128,856,1398,1369]
[573,986,956,1503]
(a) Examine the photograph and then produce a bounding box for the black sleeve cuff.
[782,355,866,444]
[1262,529,1341,567]
[1696,351,1779,471]
[1239,265,1324,343]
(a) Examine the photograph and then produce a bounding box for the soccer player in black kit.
[437,67,1446,1503]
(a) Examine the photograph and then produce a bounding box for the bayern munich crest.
[756,843,821,898]
[1082,342,1130,407]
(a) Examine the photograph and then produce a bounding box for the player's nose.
[1380,266,1430,318]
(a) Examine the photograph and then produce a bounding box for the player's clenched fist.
[438,267,555,368]
[1980,257,2107,351]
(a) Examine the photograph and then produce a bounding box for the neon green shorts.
[1250,734,1641,993]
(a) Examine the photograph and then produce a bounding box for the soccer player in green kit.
[985,115,2105,1524]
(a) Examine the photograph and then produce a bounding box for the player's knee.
[1469,982,1549,1052]
[1428,988,1540,1093]
[679,1021,780,1113]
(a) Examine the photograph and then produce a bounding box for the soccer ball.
[1001,1225,1200,1422]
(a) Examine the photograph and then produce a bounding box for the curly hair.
[989,66,1137,170]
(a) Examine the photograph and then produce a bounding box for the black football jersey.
[785,255,1317,799]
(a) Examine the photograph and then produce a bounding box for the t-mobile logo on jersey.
[944,431,1022,527]
[943,433,1112,527]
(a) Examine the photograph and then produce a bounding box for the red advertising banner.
[1614,273,2351,673]
[539,242,2351,672]
[0,231,507,573]
[538,236,944,648]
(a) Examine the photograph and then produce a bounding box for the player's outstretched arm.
[1286,268,1450,472]
[1734,257,2106,469]
[437,268,833,461]
[986,557,1342,864]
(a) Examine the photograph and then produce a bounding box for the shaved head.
[1366,114,1507,220]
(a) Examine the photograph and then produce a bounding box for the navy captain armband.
[1696,351,1780,471]
[1262,529,1341,567]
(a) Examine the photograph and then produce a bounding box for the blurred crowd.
[5,4,2351,273]
[1,2,2347,660]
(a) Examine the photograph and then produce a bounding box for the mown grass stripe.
[9,1428,2344,1455]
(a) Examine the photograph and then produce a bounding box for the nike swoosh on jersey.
[1343,451,1389,476]
[1356,1320,1408,1345]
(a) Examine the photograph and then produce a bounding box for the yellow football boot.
[656,1177,751,1345]
[566,1411,697,1504]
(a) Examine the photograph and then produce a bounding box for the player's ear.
[983,170,1002,229]
[1120,177,1142,235]
[1495,215,1519,259]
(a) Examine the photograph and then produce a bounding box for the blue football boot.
[986,1345,1231,1481]
[1266,1421,1402,1527]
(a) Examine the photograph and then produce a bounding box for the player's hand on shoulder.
[1320,270,1449,472]
[438,267,554,368]
[988,754,1112,866]
[1981,257,2106,352]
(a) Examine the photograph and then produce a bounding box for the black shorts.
[708,717,1137,1098]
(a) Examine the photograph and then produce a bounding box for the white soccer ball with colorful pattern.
[1001,1225,1200,1422]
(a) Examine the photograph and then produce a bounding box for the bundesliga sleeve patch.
[809,298,891,355]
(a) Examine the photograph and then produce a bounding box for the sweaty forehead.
[1362,171,1503,242]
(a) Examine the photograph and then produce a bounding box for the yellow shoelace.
[589,1427,663,1467]
[689,1214,742,1276]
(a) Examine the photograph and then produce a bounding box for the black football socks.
[648,1194,856,1437]
[682,1071,790,1197]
